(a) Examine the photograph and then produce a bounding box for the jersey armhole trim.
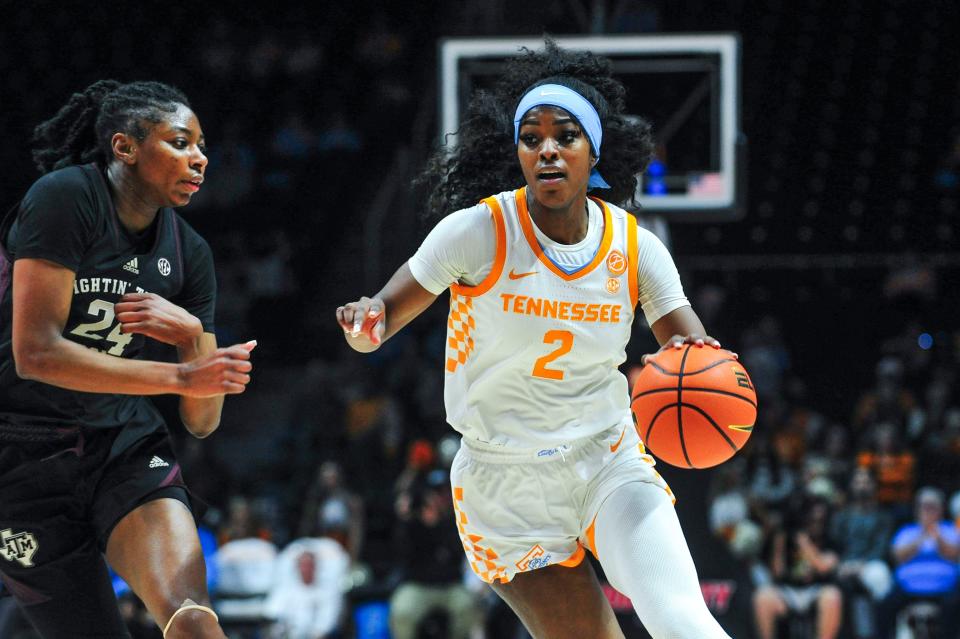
[626,212,639,309]
[450,198,506,297]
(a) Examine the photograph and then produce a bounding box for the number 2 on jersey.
[532,330,574,380]
[69,299,134,356]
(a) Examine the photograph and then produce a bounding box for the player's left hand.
[114,292,203,347]
[640,333,736,366]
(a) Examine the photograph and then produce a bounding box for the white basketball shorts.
[449,421,674,584]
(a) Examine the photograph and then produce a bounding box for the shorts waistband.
[459,422,627,463]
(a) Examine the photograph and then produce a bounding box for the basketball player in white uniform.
[337,42,733,639]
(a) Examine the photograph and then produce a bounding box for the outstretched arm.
[336,262,438,353]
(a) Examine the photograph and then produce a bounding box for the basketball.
[631,345,757,469]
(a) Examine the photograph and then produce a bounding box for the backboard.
[439,34,744,221]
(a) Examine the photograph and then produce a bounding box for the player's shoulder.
[24,164,97,201]
[438,197,499,229]
[592,196,633,222]
[591,197,662,243]
[634,222,664,249]
[473,187,530,216]
[170,212,212,257]
[485,188,520,206]
[18,164,107,233]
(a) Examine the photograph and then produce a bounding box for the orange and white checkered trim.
[446,293,476,373]
[452,486,508,584]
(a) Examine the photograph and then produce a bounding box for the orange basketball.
[631,345,757,469]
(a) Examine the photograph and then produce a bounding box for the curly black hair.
[31,80,190,174]
[418,38,654,218]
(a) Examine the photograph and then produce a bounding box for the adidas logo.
[122,257,139,274]
[148,455,169,469]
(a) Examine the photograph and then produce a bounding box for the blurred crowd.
[708,317,960,639]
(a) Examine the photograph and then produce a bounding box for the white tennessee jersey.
[443,187,641,448]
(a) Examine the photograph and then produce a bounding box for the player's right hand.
[640,334,737,366]
[336,297,386,347]
[176,340,256,397]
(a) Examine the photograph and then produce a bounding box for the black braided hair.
[31,80,190,174]
[418,38,654,219]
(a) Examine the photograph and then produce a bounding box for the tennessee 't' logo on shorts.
[1,528,39,568]
[516,544,552,571]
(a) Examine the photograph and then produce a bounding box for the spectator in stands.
[783,377,827,448]
[879,487,960,639]
[393,438,438,499]
[801,455,839,505]
[389,469,480,639]
[213,534,278,627]
[856,421,916,524]
[829,467,893,639]
[753,496,842,639]
[746,435,797,529]
[709,461,764,574]
[265,538,350,639]
[297,460,365,562]
[340,372,404,515]
[710,461,750,543]
[915,368,959,438]
[219,495,274,545]
[852,356,916,436]
[820,426,853,490]
[917,370,960,489]
[740,315,791,403]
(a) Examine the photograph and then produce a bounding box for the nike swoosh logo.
[728,424,754,433]
[610,426,627,453]
[508,269,537,280]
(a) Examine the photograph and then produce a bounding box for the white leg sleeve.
[593,481,731,639]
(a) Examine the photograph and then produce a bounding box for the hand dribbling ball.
[631,345,757,469]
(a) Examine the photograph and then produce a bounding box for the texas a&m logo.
[1,528,38,568]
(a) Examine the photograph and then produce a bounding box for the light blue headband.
[513,83,611,189]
